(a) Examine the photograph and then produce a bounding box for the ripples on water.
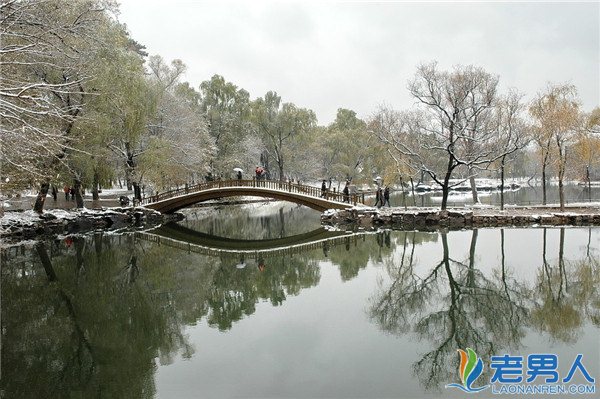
[1,202,599,398]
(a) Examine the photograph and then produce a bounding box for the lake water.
[1,202,599,398]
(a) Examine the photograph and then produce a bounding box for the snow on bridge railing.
[141,179,368,206]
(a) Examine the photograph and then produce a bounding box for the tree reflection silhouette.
[530,228,600,341]
[206,256,320,330]
[1,236,195,398]
[370,230,528,391]
[2,228,598,397]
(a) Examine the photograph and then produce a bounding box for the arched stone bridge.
[141,180,367,213]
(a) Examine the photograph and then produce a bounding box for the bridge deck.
[142,180,369,213]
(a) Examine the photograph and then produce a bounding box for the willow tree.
[323,109,372,184]
[139,56,215,193]
[252,92,316,181]
[573,108,600,200]
[530,84,581,210]
[0,0,121,211]
[199,75,251,177]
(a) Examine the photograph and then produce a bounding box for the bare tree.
[371,63,523,209]
[494,89,529,210]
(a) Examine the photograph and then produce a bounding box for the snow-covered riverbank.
[322,205,600,231]
[1,207,183,243]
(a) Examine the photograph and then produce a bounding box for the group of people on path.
[62,185,76,201]
[320,180,352,203]
[374,186,391,207]
[320,179,391,206]
[255,166,266,180]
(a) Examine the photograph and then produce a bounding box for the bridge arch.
[150,223,352,251]
[142,180,363,213]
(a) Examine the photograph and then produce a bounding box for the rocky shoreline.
[321,206,600,231]
[1,207,183,242]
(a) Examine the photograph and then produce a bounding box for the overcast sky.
[117,0,599,124]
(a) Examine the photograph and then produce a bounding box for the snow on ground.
[1,210,44,226]
[83,187,131,197]
[0,207,127,228]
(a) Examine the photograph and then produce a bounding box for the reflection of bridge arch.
[135,227,365,259]
[142,180,368,213]
[150,223,353,251]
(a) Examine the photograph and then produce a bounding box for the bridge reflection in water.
[137,223,366,259]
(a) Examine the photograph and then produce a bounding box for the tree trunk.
[469,172,479,204]
[33,181,50,213]
[132,181,142,203]
[541,163,547,205]
[586,165,591,202]
[500,156,506,210]
[440,167,453,210]
[73,178,84,208]
[410,177,417,207]
[558,177,565,211]
[278,162,284,182]
[400,176,407,210]
[557,138,566,211]
[440,149,455,210]
[441,181,450,210]
[92,169,100,200]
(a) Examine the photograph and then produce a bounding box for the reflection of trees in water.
[1,234,209,398]
[206,256,321,331]
[531,228,600,341]
[327,231,437,282]
[0,236,273,397]
[2,228,598,396]
[1,233,324,397]
[370,229,529,391]
[369,227,600,391]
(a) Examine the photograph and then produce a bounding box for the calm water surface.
[1,202,599,398]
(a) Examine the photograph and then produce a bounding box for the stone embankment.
[321,206,600,231]
[1,207,183,242]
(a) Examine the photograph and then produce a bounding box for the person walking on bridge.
[321,180,327,198]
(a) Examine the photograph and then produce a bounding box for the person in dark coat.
[343,182,350,203]
[374,187,381,207]
[383,186,391,207]
[321,180,327,198]
[51,185,58,201]
[69,187,75,201]
[237,171,242,180]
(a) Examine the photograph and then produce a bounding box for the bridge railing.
[141,179,368,206]
[135,231,363,259]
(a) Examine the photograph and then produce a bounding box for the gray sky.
[118,0,599,124]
